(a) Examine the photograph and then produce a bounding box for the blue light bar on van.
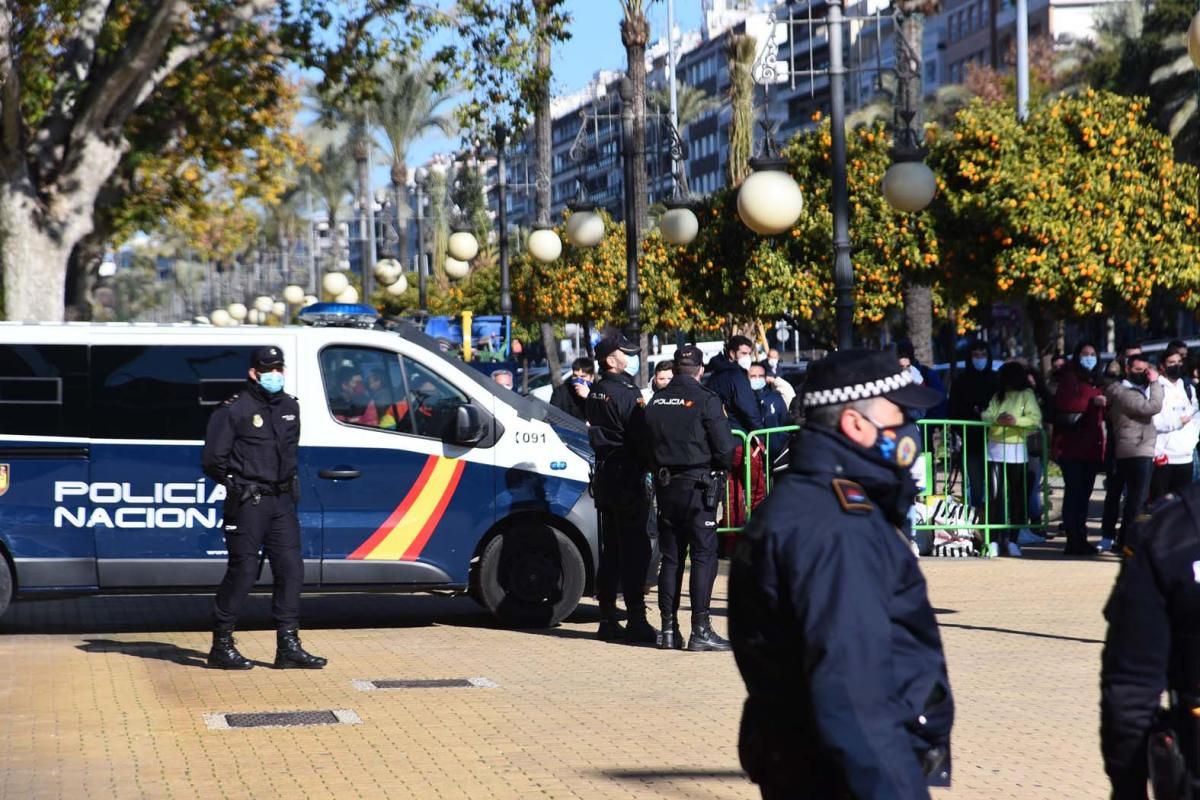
[297,303,380,328]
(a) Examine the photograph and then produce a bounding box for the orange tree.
[929,91,1200,335]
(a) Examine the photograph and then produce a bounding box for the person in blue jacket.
[730,349,954,799]
[706,335,764,432]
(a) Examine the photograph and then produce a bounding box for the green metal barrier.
[716,419,1052,559]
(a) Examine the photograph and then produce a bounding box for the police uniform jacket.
[643,374,735,473]
[729,425,954,800]
[1101,486,1200,799]
[585,371,647,498]
[202,380,301,491]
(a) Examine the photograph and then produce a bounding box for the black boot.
[208,630,253,670]
[687,612,731,652]
[623,611,657,645]
[658,615,684,650]
[274,629,327,669]
[596,602,625,642]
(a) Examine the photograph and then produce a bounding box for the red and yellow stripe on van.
[347,456,466,561]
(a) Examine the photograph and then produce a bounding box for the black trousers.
[1101,456,1153,547]
[213,493,304,632]
[596,490,651,616]
[656,476,718,620]
[1150,462,1193,501]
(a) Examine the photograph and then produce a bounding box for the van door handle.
[319,468,361,480]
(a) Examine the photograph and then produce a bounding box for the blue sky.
[405,0,706,167]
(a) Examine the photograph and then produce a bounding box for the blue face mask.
[624,355,640,377]
[258,371,285,394]
[971,357,989,371]
[866,416,922,469]
[1079,355,1098,371]
[749,378,767,391]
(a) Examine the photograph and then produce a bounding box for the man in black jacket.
[947,340,998,513]
[706,335,764,433]
[731,349,953,799]
[550,357,593,421]
[201,347,326,671]
[585,335,656,644]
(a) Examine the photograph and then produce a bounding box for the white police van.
[0,304,596,627]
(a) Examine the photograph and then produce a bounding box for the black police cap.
[595,334,640,362]
[674,345,705,368]
[250,346,285,371]
[802,348,941,410]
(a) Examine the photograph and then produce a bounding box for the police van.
[0,304,596,627]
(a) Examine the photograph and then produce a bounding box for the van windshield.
[385,321,586,434]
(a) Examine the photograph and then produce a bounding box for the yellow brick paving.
[1,548,1121,799]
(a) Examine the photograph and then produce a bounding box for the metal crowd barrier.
[717,418,1052,558]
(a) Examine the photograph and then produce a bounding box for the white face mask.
[768,359,779,369]
[749,377,767,391]
[737,354,753,371]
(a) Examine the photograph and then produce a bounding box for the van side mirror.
[451,404,486,446]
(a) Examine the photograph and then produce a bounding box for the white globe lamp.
[882,160,938,214]
[246,308,262,325]
[447,229,480,262]
[444,257,470,281]
[374,258,403,286]
[660,203,700,246]
[253,295,274,314]
[227,302,248,322]
[210,309,232,327]
[737,160,804,235]
[322,271,349,297]
[272,301,287,318]
[565,205,605,247]
[335,286,359,304]
[303,295,318,307]
[385,274,409,295]
[528,226,563,263]
[283,284,305,305]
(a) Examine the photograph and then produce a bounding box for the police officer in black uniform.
[585,334,657,644]
[1102,489,1200,799]
[201,346,326,670]
[643,345,736,652]
[729,349,953,799]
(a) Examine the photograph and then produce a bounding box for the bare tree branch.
[0,2,21,164]
[60,0,114,86]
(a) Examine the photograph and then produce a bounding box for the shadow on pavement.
[76,638,209,667]
[939,622,1103,645]
[599,768,748,781]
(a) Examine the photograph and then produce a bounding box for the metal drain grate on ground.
[351,677,498,691]
[203,709,361,730]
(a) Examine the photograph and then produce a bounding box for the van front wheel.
[478,526,585,628]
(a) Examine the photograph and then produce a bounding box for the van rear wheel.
[478,526,584,628]
[0,556,12,619]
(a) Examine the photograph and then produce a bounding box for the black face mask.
[1166,365,1183,380]
[1128,371,1150,387]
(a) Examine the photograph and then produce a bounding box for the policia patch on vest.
[832,479,873,514]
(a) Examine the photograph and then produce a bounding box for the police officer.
[643,345,736,652]
[1101,489,1200,799]
[585,334,656,644]
[201,346,326,670]
[729,349,953,799]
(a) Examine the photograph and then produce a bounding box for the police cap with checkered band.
[802,348,942,410]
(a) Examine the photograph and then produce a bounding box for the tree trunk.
[903,284,934,365]
[621,14,650,233]
[65,236,104,321]
[541,322,563,384]
[534,1,553,227]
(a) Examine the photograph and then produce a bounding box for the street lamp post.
[413,168,429,311]
[496,124,512,317]
[827,0,854,351]
[619,78,641,342]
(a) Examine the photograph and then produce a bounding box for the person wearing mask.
[730,349,952,798]
[897,339,947,420]
[759,360,796,410]
[981,362,1043,557]
[201,347,325,670]
[748,363,790,459]
[1023,363,1053,534]
[766,348,781,373]
[585,335,656,644]
[550,357,593,421]
[644,346,736,651]
[947,341,999,515]
[1150,349,1199,500]
[1052,343,1108,555]
[331,367,378,427]
[706,335,765,433]
[490,369,514,390]
[1100,353,1164,554]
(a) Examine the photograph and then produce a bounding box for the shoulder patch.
[222,393,241,407]
[832,478,873,514]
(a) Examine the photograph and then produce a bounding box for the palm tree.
[1150,33,1197,148]
[619,0,652,232]
[726,33,757,186]
[302,132,356,274]
[649,79,720,129]
[372,63,457,263]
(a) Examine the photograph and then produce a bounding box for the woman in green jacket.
[981,362,1044,556]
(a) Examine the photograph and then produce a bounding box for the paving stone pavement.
[0,540,1123,800]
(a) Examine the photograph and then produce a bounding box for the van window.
[319,346,467,439]
[0,344,88,437]
[91,345,260,440]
